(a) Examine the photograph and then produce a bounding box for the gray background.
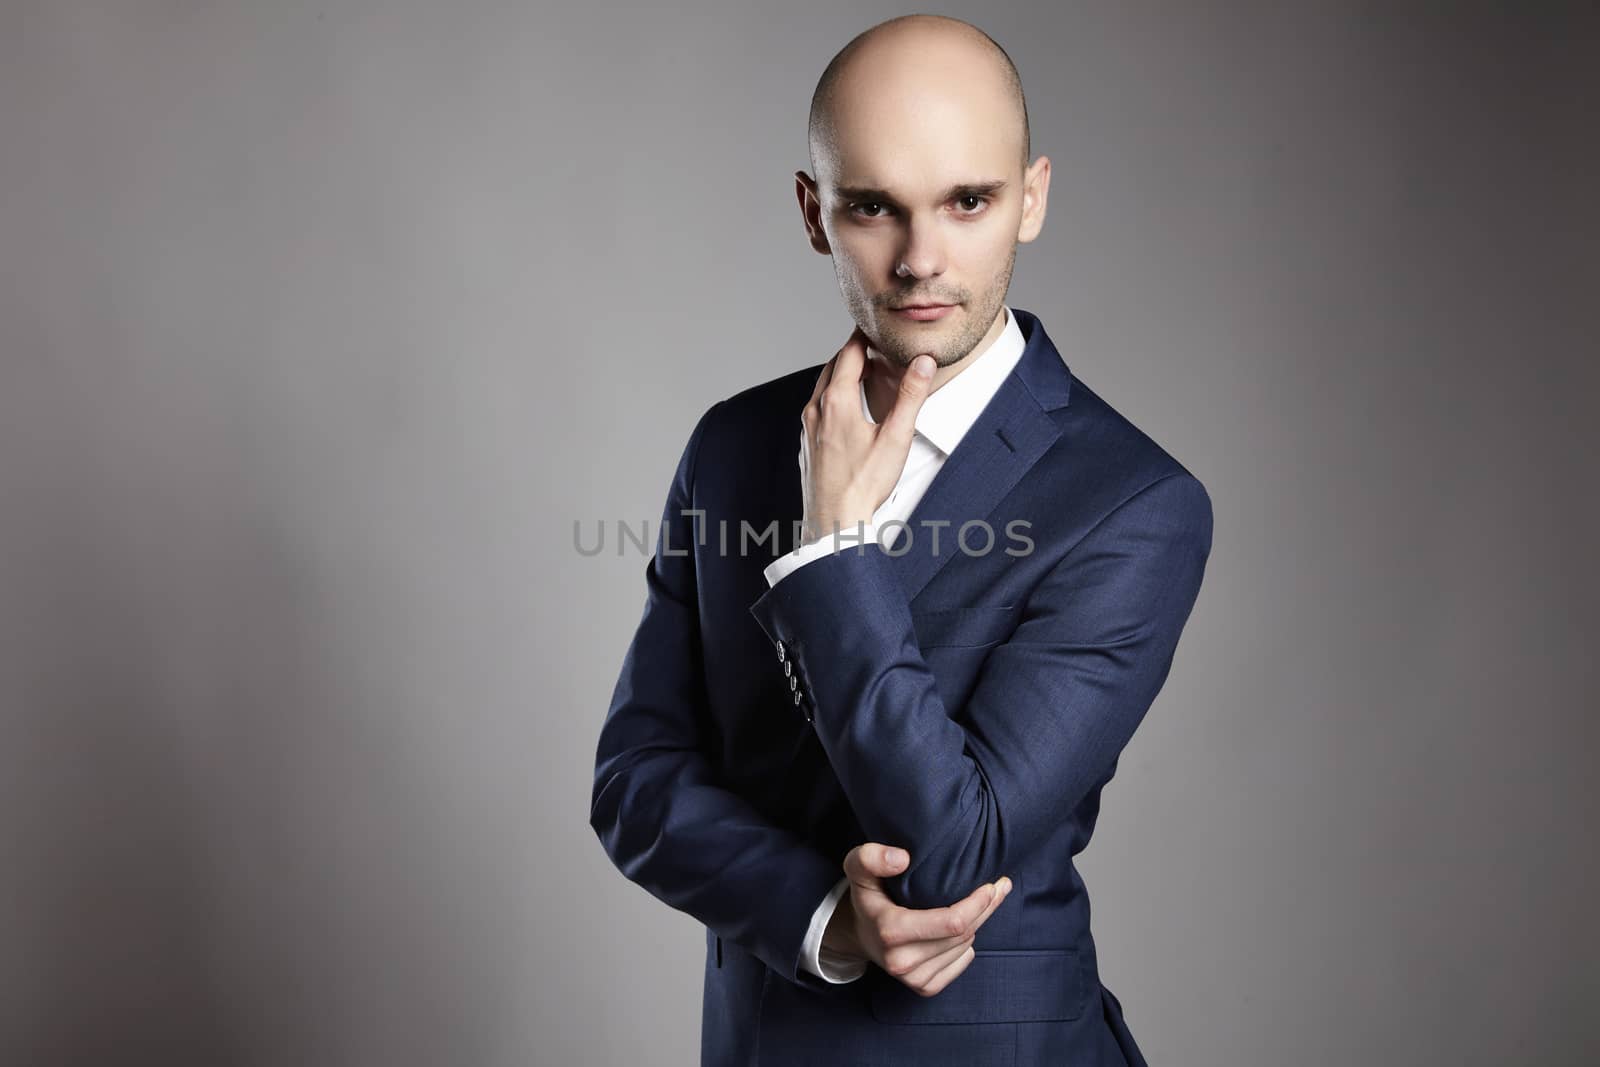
[2,2,1596,1065]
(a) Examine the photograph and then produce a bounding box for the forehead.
[817,68,1020,194]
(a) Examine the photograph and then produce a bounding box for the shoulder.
[1054,367,1213,526]
[681,361,826,454]
[663,362,827,501]
[716,363,823,431]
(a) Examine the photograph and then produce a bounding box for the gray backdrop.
[2,2,1595,1065]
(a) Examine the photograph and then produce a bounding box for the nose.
[894,213,947,282]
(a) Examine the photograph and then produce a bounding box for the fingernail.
[887,848,907,866]
[913,355,934,378]
[999,877,1012,895]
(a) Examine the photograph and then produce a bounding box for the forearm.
[590,736,844,982]
[748,474,1213,910]
[590,397,844,985]
[749,545,1003,909]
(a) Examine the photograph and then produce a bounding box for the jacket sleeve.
[588,400,846,988]
[746,471,1214,911]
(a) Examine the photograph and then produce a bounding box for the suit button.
[783,659,791,677]
[793,689,802,706]
[775,640,786,662]
[789,674,797,691]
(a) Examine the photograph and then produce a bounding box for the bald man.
[591,15,1211,1066]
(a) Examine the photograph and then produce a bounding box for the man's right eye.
[850,202,889,218]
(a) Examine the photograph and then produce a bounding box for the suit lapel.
[761,308,1073,606]
[889,308,1072,604]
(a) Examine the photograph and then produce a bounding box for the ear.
[1016,155,1051,244]
[795,172,832,255]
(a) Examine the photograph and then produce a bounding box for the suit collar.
[1008,306,1072,413]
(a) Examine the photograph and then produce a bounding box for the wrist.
[802,514,873,547]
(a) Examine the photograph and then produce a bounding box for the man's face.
[801,67,1045,371]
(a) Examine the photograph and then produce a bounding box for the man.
[589,14,1212,1066]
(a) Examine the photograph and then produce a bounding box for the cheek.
[832,259,880,309]
[836,227,900,269]
[965,235,1009,274]
[833,244,877,282]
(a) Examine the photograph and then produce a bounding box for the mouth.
[889,303,957,322]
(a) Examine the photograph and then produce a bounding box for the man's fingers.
[845,844,917,925]
[808,353,837,409]
[902,875,1009,954]
[827,327,868,399]
[888,883,990,943]
[886,876,1008,944]
[881,891,996,969]
[876,876,1011,981]
[877,354,935,449]
[899,932,978,991]
[807,328,868,423]
[916,942,977,997]
[844,842,909,883]
[963,874,1010,933]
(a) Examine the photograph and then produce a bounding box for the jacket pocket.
[910,604,1020,649]
[866,947,1086,1025]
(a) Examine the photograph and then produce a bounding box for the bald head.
[808,15,1030,175]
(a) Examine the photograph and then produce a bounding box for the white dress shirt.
[761,305,1028,982]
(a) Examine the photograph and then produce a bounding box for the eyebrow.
[833,180,1009,204]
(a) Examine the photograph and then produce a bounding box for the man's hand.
[800,328,936,545]
[822,843,1012,996]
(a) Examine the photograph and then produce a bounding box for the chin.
[882,323,957,354]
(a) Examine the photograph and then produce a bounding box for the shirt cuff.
[763,523,882,588]
[798,874,867,983]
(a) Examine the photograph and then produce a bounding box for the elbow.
[884,861,996,913]
[884,871,959,912]
[879,821,1003,912]
[588,772,627,862]
[882,778,1008,910]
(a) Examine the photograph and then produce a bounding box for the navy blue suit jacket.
[590,308,1213,1066]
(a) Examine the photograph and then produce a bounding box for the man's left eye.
[957,196,988,212]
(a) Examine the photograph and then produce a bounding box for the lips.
[891,303,957,321]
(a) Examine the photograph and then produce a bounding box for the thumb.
[851,844,915,883]
[879,355,935,448]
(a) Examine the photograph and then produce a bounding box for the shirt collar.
[860,304,1026,456]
